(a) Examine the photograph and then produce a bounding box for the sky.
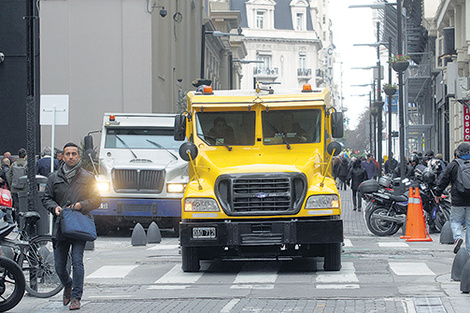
[329,0,378,129]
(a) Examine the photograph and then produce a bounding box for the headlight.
[97,182,110,192]
[184,198,219,212]
[305,194,340,209]
[167,183,185,193]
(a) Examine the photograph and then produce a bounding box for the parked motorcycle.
[359,171,451,236]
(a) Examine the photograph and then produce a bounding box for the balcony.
[253,67,279,78]
[297,68,312,78]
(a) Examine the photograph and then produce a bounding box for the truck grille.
[215,173,307,216]
[112,169,165,193]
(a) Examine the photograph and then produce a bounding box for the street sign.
[40,95,69,125]
[464,105,470,142]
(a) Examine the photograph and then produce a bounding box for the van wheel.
[182,246,200,272]
[324,243,342,271]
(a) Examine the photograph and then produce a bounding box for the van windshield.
[262,109,321,145]
[105,128,181,149]
[196,111,256,146]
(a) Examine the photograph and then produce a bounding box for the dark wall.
[0,0,40,156]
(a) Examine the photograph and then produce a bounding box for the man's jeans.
[450,206,470,253]
[54,239,86,300]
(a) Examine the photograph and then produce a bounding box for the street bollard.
[439,221,453,244]
[147,221,161,244]
[460,257,470,293]
[131,223,147,246]
[451,248,470,281]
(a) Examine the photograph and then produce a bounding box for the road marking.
[389,262,435,275]
[343,239,353,247]
[316,284,360,289]
[221,299,240,312]
[153,263,209,284]
[86,265,138,279]
[233,263,278,284]
[148,285,190,290]
[230,284,274,289]
[378,242,409,248]
[316,262,358,283]
[146,244,180,250]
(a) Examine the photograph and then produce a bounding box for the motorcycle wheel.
[434,203,451,232]
[367,205,401,236]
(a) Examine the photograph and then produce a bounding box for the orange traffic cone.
[406,187,432,242]
[401,187,416,239]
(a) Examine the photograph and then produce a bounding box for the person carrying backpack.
[434,142,470,254]
[7,148,28,209]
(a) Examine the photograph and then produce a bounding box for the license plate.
[99,203,108,210]
[192,227,216,239]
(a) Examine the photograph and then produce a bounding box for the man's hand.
[55,206,62,216]
[73,202,82,211]
[434,196,440,203]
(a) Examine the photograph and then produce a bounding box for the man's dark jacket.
[435,159,470,207]
[42,166,101,238]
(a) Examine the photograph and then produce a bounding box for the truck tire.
[323,243,342,271]
[181,246,200,272]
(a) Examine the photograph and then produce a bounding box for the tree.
[343,109,370,155]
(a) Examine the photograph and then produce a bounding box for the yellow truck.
[174,83,344,272]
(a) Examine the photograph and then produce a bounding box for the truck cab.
[175,84,344,272]
[89,113,188,234]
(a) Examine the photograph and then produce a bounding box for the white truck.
[85,113,188,234]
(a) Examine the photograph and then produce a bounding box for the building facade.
[231,0,335,94]
[39,0,245,148]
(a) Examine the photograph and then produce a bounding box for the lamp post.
[200,26,244,80]
[350,1,405,179]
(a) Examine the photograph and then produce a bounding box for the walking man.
[42,142,101,310]
[434,143,470,254]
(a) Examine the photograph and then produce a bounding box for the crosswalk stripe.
[316,262,358,283]
[86,265,138,279]
[146,244,180,251]
[343,239,353,247]
[378,242,409,248]
[233,263,279,284]
[153,264,208,284]
[389,262,435,275]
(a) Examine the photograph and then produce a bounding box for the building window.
[323,15,326,24]
[296,13,303,31]
[299,54,306,69]
[256,11,265,29]
[257,55,271,69]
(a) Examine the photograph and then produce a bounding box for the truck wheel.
[324,243,341,271]
[181,246,200,272]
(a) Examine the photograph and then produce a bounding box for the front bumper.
[91,198,181,217]
[180,218,343,247]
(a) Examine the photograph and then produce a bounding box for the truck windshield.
[105,128,181,149]
[196,111,255,146]
[262,109,321,145]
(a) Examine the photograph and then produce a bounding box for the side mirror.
[84,135,95,159]
[327,141,342,156]
[331,112,344,138]
[174,114,186,141]
[179,142,198,162]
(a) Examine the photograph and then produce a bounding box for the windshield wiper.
[264,119,291,150]
[114,134,138,158]
[197,133,232,151]
[146,139,178,160]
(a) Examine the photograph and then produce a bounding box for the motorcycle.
[359,172,451,236]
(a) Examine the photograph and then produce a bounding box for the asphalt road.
[10,189,470,312]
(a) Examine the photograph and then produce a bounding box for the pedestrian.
[56,149,65,166]
[362,154,377,180]
[41,142,101,310]
[337,157,349,190]
[347,158,368,211]
[7,148,28,209]
[0,158,10,189]
[384,153,398,175]
[332,156,341,185]
[434,143,470,254]
[36,146,60,177]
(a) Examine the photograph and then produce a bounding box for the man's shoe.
[454,238,464,254]
[353,207,357,211]
[358,207,362,212]
[69,298,81,310]
[63,286,72,306]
